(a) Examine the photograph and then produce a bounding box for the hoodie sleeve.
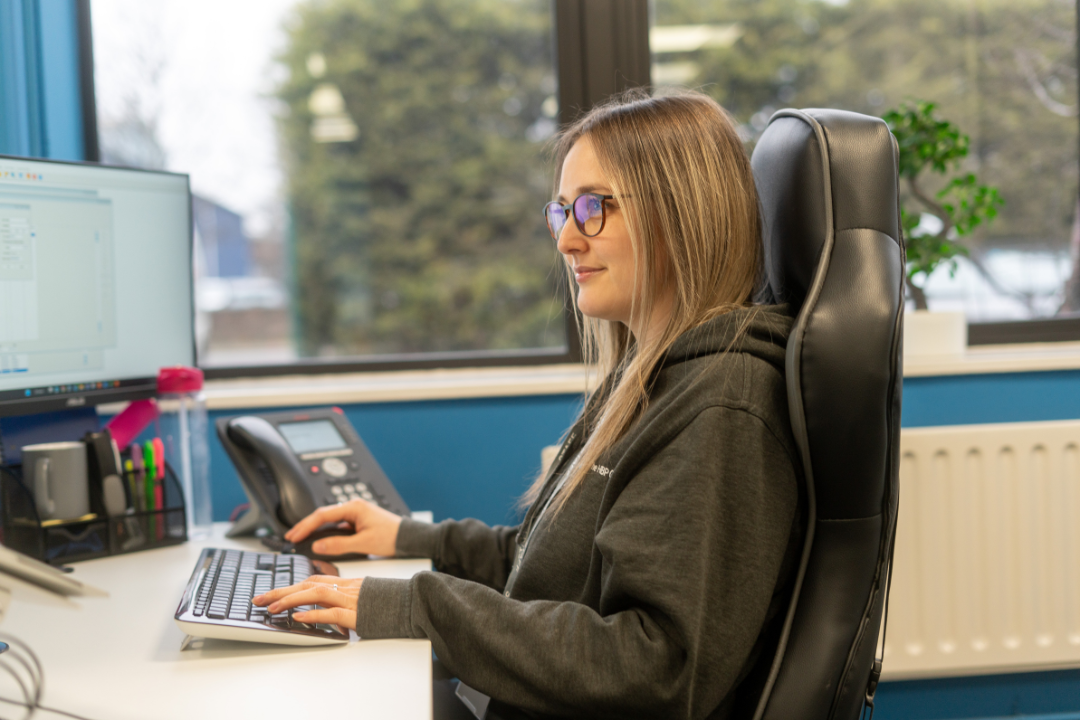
[394,517,519,591]
[358,405,800,719]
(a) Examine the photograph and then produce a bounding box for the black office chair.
[749,109,904,720]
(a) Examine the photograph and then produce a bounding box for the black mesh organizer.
[1,461,187,564]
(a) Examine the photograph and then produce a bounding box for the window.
[91,0,569,373]
[651,0,1079,338]
[91,0,1075,368]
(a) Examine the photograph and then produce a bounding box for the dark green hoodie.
[356,305,803,719]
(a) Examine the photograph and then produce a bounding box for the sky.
[91,0,300,238]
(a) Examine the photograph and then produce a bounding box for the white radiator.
[883,419,1080,679]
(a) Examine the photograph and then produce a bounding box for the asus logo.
[66,397,86,407]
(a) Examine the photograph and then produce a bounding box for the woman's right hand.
[285,500,404,557]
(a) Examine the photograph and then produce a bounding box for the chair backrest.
[749,109,904,720]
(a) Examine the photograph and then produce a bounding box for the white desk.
[3,523,433,719]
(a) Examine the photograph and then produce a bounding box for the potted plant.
[884,101,1003,354]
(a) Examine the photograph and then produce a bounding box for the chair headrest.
[753,109,901,312]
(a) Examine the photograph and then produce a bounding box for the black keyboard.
[174,548,349,646]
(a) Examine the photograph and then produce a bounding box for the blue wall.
[902,370,1080,428]
[876,667,1080,720]
[207,369,1080,527]
[209,394,581,527]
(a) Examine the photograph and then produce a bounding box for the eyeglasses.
[543,193,616,241]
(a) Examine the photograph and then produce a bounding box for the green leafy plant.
[884,101,1004,310]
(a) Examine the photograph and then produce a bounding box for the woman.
[254,90,803,720]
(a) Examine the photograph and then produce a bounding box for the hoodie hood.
[662,304,793,375]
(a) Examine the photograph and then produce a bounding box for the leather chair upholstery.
[749,109,904,720]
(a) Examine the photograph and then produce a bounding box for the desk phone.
[217,407,410,541]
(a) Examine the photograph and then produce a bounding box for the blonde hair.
[526,89,762,513]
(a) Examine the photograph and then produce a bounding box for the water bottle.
[157,366,213,540]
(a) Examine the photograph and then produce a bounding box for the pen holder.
[0,462,187,565]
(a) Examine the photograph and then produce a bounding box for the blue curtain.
[0,0,84,160]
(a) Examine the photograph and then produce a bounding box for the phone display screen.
[277,420,348,454]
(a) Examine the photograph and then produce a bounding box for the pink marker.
[152,437,165,480]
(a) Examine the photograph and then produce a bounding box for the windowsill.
[197,343,1080,410]
[203,363,594,410]
[904,341,1080,377]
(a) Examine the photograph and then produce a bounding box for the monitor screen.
[0,156,194,416]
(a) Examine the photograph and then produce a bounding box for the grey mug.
[21,441,91,521]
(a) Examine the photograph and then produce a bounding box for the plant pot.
[903,310,967,358]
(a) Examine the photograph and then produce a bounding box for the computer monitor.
[0,155,194,416]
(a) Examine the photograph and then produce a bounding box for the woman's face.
[556,137,656,335]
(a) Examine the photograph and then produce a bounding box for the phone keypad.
[327,480,380,506]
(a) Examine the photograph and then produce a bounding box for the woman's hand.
[252,575,363,631]
[285,499,404,557]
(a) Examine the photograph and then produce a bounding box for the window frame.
[79,0,1080,379]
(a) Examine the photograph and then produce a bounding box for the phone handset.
[226,416,318,531]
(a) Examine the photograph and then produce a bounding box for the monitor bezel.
[0,154,195,418]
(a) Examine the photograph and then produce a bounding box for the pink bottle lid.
[157,366,204,394]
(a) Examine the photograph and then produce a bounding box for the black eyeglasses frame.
[543,193,617,241]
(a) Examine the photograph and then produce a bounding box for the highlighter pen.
[143,441,156,511]
[152,438,165,539]
[123,458,135,511]
[130,446,146,514]
[144,440,157,539]
[152,437,165,481]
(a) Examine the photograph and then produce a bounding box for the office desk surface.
[3,523,433,719]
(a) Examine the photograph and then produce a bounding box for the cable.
[1,644,42,707]
[0,635,42,693]
[0,634,39,720]
[0,696,101,720]
[0,694,35,720]
[0,635,100,720]
[23,703,99,720]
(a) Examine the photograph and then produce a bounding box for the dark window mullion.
[553,0,650,364]
[75,0,99,163]
[554,0,650,125]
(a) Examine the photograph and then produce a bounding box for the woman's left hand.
[252,575,363,631]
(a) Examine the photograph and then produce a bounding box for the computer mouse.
[284,524,369,562]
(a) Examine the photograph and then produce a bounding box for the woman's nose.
[556,218,586,256]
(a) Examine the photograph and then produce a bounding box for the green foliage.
[939,174,1004,236]
[883,101,1003,289]
[902,223,969,282]
[884,100,968,178]
[653,0,1075,301]
[277,0,563,357]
